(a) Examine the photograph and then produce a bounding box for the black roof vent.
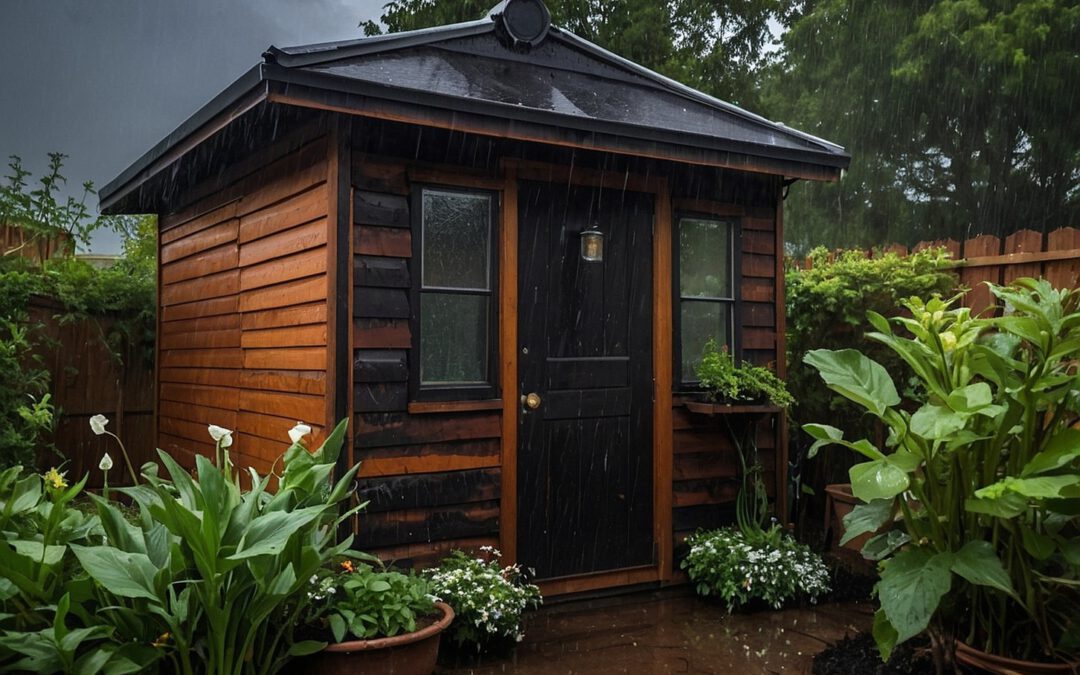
[490,0,551,50]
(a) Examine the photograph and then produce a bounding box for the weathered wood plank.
[741,253,775,279]
[369,536,499,571]
[241,303,327,330]
[356,411,501,448]
[353,287,410,319]
[238,389,325,422]
[161,220,238,264]
[740,277,774,303]
[159,348,242,369]
[357,226,411,257]
[159,367,242,388]
[161,243,238,285]
[239,218,327,268]
[357,439,501,476]
[354,191,409,228]
[242,347,326,371]
[239,246,327,291]
[161,269,240,306]
[355,382,409,413]
[238,275,327,312]
[352,160,409,195]
[354,349,408,383]
[159,313,241,336]
[358,502,500,546]
[160,382,239,410]
[241,324,327,349]
[742,328,776,350]
[355,318,411,348]
[159,328,241,351]
[159,401,238,429]
[742,302,776,328]
[161,296,239,322]
[741,229,775,255]
[238,369,326,396]
[161,201,239,244]
[672,478,739,507]
[355,256,410,288]
[238,183,328,244]
[357,468,501,513]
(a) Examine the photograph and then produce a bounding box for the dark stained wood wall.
[351,157,501,568]
[157,135,333,473]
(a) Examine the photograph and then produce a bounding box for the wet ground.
[439,589,873,674]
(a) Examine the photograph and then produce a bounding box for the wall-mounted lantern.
[580,227,604,262]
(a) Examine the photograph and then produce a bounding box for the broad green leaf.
[950,541,1015,598]
[803,423,843,459]
[369,580,391,593]
[878,548,953,643]
[227,506,326,560]
[965,493,1027,519]
[866,310,892,335]
[945,383,994,412]
[1022,429,1080,477]
[976,475,1080,500]
[5,474,42,515]
[840,499,892,546]
[1019,524,1056,561]
[862,530,910,561]
[70,545,159,601]
[910,404,966,440]
[850,460,910,502]
[288,640,327,657]
[872,609,899,663]
[885,450,922,473]
[329,613,346,643]
[804,349,900,417]
[10,540,66,566]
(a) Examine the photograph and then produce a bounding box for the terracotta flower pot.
[955,640,1079,675]
[299,601,455,675]
[824,483,874,551]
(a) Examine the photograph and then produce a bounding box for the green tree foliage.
[770,0,1080,252]
[361,0,788,110]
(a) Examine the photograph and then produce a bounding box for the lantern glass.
[580,229,604,262]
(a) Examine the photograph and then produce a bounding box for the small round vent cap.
[498,0,551,48]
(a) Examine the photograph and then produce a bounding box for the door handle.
[521,392,542,410]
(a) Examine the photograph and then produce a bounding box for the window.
[676,216,736,383]
[413,187,498,399]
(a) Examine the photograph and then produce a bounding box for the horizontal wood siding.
[351,158,500,563]
[157,136,331,472]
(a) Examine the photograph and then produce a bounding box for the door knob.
[521,392,542,410]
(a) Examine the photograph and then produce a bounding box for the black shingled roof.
[100,10,849,211]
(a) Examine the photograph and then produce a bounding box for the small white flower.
[288,422,311,444]
[89,414,109,436]
[99,453,113,471]
[207,425,233,447]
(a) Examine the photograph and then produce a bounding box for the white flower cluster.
[682,527,831,611]
[426,549,542,650]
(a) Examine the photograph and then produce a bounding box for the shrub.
[305,561,437,642]
[682,526,831,611]
[426,548,541,651]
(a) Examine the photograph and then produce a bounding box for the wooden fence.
[1,222,70,262]
[29,297,154,487]
[796,226,1080,309]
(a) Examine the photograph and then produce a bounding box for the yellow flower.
[43,468,67,489]
[152,632,171,647]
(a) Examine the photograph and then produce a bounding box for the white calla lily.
[89,414,109,436]
[207,424,233,447]
[288,422,312,444]
[99,452,113,471]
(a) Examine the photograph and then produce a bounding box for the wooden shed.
[101,0,849,595]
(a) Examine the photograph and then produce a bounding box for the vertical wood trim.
[327,116,353,504]
[775,182,789,524]
[153,215,163,456]
[499,166,519,565]
[653,179,674,582]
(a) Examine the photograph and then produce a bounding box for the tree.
[362,0,789,111]
[769,0,1080,252]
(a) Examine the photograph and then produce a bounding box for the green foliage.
[426,548,541,652]
[768,1,1080,251]
[681,526,831,611]
[362,0,789,110]
[306,562,436,642]
[696,338,793,407]
[785,248,959,504]
[74,419,363,675]
[803,280,1080,663]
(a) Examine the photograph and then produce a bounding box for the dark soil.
[812,632,936,675]
[818,555,877,604]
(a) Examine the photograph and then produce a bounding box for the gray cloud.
[1,0,385,253]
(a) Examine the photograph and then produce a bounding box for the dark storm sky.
[0,0,385,253]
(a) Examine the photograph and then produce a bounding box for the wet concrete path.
[439,590,873,674]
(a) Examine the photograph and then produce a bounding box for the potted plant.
[426,547,542,657]
[296,560,454,675]
[692,338,794,409]
[803,279,1079,674]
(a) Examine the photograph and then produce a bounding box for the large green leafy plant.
[75,420,362,675]
[804,280,1079,671]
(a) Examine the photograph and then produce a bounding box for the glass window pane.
[422,190,491,289]
[679,218,731,298]
[680,301,731,382]
[420,293,489,385]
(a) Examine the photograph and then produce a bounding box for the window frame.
[409,183,501,402]
[672,212,742,390]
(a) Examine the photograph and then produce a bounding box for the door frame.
[497,158,673,596]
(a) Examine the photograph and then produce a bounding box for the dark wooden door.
[517,180,654,580]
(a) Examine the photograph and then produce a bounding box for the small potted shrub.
[694,338,793,408]
[296,560,454,675]
[682,525,831,611]
[426,547,542,657]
